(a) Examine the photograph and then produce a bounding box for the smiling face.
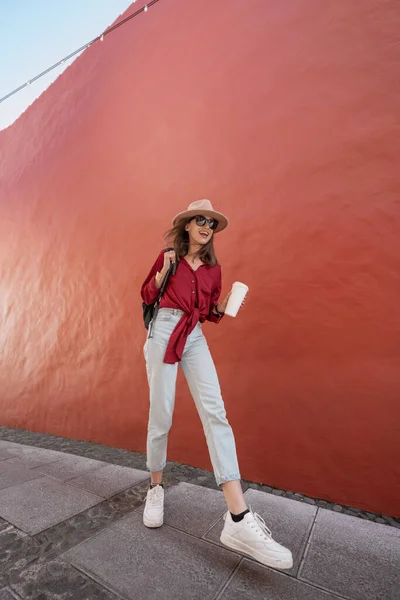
[167,215,219,266]
[185,216,215,246]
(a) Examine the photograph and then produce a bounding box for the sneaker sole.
[143,514,163,528]
[220,531,293,570]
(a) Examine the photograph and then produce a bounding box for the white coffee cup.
[224,281,249,317]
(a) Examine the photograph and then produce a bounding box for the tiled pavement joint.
[0,427,398,600]
[0,426,398,527]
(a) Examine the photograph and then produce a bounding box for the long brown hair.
[165,218,219,266]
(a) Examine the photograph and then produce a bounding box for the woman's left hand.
[217,291,246,314]
[216,292,231,314]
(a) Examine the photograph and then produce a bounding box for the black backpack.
[142,248,176,331]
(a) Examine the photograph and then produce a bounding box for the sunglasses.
[190,215,219,231]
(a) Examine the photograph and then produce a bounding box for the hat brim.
[172,209,229,233]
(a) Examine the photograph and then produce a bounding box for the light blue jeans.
[144,308,241,486]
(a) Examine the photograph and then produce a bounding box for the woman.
[141,199,293,570]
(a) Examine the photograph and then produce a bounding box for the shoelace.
[250,511,272,540]
[147,485,164,506]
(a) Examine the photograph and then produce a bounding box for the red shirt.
[141,250,223,363]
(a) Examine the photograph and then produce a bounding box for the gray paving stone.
[9,558,119,600]
[0,523,28,553]
[219,558,341,599]
[0,442,20,450]
[66,464,148,497]
[0,461,45,491]
[63,510,241,600]
[0,477,102,535]
[136,481,227,537]
[0,519,9,534]
[0,524,40,577]
[29,454,107,481]
[0,451,14,461]
[205,488,316,576]
[1,427,399,600]
[2,445,64,469]
[2,429,398,529]
[300,508,400,600]
[0,588,20,600]
[0,442,26,462]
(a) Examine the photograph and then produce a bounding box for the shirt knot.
[163,308,200,364]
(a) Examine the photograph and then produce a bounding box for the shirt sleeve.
[207,265,224,323]
[141,250,165,305]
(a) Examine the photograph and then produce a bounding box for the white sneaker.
[143,485,164,528]
[220,510,293,570]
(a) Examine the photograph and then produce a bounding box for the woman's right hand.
[155,250,176,289]
[162,249,176,274]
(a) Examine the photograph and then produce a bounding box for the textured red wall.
[0,0,399,516]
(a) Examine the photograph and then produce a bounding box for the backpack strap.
[148,249,176,338]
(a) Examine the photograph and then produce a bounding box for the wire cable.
[0,0,160,104]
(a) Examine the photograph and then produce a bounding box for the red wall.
[0,0,399,516]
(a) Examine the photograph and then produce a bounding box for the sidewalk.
[0,435,399,600]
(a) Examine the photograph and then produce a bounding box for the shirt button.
[192,280,195,283]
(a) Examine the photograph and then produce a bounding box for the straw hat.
[172,199,229,233]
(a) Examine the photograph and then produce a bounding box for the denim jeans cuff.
[216,473,241,486]
[146,462,167,472]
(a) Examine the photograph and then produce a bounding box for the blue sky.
[0,0,133,130]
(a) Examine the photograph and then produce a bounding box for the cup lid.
[233,281,249,289]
